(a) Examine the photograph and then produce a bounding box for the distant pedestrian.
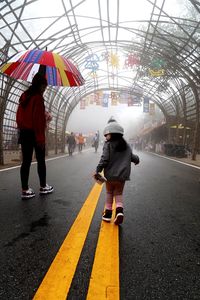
[16,73,54,199]
[67,132,76,156]
[77,133,85,152]
[94,117,139,225]
[92,131,99,152]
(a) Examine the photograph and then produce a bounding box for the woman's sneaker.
[40,184,54,195]
[114,207,124,225]
[21,188,35,199]
[102,209,112,222]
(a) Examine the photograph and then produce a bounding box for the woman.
[16,73,53,199]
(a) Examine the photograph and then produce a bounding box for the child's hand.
[93,173,107,184]
[93,173,99,180]
[134,154,140,165]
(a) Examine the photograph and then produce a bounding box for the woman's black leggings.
[19,129,46,190]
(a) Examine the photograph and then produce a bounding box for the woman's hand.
[45,111,52,123]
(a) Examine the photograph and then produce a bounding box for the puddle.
[4,232,30,247]
[53,199,70,207]
[30,213,50,232]
[4,213,51,247]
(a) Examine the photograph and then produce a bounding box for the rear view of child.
[94,117,139,225]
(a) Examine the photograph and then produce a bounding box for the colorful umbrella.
[0,49,84,87]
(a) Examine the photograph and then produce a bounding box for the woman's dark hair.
[109,133,127,151]
[22,73,47,107]
[28,73,47,95]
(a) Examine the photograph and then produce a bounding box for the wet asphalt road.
[0,149,200,300]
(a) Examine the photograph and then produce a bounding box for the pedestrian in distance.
[77,133,85,152]
[16,72,54,199]
[67,132,76,156]
[92,130,99,153]
[94,117,140,225]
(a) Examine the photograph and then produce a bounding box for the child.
[94,117,139,225]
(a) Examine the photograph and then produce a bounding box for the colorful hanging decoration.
[79,92,143,110]
[148,58,166,77]
[110,53,120,68]
[124,53,140,68]
[150,58,165,69]
[85,54,100,72]
[149,69,165,77]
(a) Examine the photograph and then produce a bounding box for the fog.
[67,104,145,139]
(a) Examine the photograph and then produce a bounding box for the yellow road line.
[33,183,103,300]
[87,203,120,300]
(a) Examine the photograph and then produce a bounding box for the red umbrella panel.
[0,49,84,87]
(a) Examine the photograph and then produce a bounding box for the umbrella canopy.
[0,49,84,87]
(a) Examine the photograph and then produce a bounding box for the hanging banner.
[94,93,101,105]
[111,98,118,106]
[111,92,119,100]
[102,93,109,107]
[80,99,85,109]
[149,103,155,115]
[97,91,103,98]
[111,91,119,106]
[143,97,149,112]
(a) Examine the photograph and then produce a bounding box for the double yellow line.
[33,183,120,300]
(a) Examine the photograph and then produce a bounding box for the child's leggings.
[105,180,125,210]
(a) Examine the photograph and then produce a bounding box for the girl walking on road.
[94,117,139,225]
